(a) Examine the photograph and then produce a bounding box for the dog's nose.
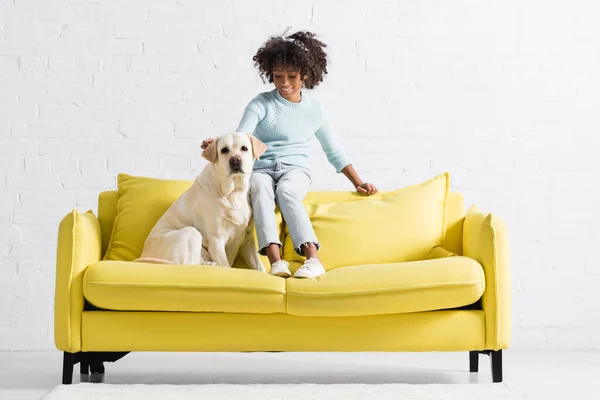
[229,156,241,166]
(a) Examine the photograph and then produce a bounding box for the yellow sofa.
[54,173,511,384]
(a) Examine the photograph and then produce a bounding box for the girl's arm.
[341,164,378,195]
[236,100,265,133]
[315,105,378,196]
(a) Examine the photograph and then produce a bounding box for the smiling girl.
[202,28,377,278]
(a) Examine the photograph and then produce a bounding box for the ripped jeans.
[249,162,320,256]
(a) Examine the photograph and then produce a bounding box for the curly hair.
[252,30,328,90]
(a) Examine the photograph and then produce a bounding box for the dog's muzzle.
[229,156,243,174]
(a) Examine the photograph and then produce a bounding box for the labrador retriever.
[134,132,267,271]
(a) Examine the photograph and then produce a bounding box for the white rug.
[43,383,527,399]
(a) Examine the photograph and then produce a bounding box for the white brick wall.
[0,0,599,350]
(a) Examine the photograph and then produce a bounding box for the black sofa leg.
[490,350,503,383]
[469,351,479,372]
[469,350,503,382]
[62,352,76,385]
[62,351,130,384]
[80,353,89,375]
[80,352,90,382]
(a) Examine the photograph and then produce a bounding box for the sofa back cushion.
[99,173,459,269]
[101,174,282,270]
[290,183,464,255]
[282,173,451,273]
[103,174,193,262]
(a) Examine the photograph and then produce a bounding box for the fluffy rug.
[43,383,526,399]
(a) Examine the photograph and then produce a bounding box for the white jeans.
[249,162,320,256]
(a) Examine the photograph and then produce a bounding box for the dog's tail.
[132,257,177,265]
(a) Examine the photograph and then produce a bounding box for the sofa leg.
[62,352,76,385]
[89,353,106,383]
[470,350,503,382]
[469,351,479,372]
[80,353,89,375]
[61,351,130,384]
[490,350,503,383]
[79,352,90,382]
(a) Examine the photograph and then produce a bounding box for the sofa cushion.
[103,174,192,262]
[102,173,281,271]
[285,256,485,317]
[83,261,286,314]
[282,173,450,273]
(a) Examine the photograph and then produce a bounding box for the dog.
[134,132,267,272]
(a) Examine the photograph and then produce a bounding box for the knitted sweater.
[236,89,351,173]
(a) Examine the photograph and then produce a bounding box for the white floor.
[0,350,598,400]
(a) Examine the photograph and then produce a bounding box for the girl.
[202,28,377,279]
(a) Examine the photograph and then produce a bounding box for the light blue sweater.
[236,89,351,173]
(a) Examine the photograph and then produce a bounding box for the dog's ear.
[202,138,219,163]
[247,134,267,159]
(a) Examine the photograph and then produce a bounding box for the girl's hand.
[356,182,378,196]
[201,138,214,149]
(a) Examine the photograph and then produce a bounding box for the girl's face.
[272,67,305,102]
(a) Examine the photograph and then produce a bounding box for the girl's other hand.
[201,138,214,149]
[356,182,378,196]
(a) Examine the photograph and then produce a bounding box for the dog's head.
[201,132,267,178]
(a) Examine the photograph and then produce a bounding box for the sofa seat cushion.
[83,261,286,314]
[285,256,485,317]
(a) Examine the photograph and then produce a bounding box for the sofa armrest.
[54,210,102,353]
[462,206,511,350]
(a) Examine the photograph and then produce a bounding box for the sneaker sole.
[294,267,326,279]
[271,270,292,278]
[293,272,321,279]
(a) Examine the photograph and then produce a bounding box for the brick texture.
[0,0,599,350]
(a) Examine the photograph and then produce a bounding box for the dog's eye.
[241,146,248,151]
[220,148,229,154]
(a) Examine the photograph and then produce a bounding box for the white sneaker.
[293,258,326,279]
[270,260,291,278]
